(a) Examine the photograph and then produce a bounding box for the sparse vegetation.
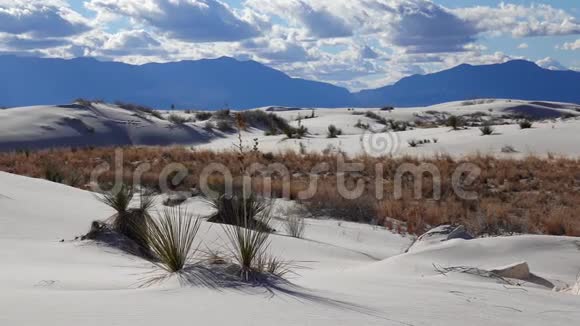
[447,115,464,130]
[354,119,370,130]
[195,112,212,121]
[217,120,234,132]
[365,111,387,124]
[327,124,342,138]
[519,120,533,129]
[143,207,201,273]
[479,124,495,136]
[97,185,155,255]
[408,139,419,147]
[204,121,215,131]
[168,113,188,125]
[284,216,306,238]
[4,148,580,237]
[205,188,273,232]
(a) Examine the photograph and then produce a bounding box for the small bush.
[168,114,188,125]
[43,161,65,183]
[479,124,495,135]
[354,119,369,130]
[213,109,231,119]
[97,185,154,254]
[204,121,215,131]
[143,207,201,273]
[365,111,387,124]
[519,120,533,129]
[327,124,342,138]
[284,216,306,238]
[217,120,234,132]
[195,112,212,121]
[205,188,273,232]
[447,115,463,130]
[408,139,419,147]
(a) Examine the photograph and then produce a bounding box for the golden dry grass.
[1,146,579,237]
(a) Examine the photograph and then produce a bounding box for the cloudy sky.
[1,0,579,89]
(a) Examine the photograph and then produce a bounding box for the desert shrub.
[195,112,212,121]
[388,119,408,131]
[241,110,291,134]
[168,114,188,125]
[74,98,94,107]
[284,216,306,238]
[223,215,274,281]
[327,124,342,138]
[43,161,65,183]
[217,120,234,132]
[143,207,201,273]
[204,121,215,131]
[365,111,387,124]
[408,139,419,147]
[295,125,308,138]
[97,185,154,254]
[519,120,533,129]
[479,124,495,135]
[354,119,369,130]
[115,101,165,120]
[447,115,463,130]
[213,109,231,119]
[205,188,273,232]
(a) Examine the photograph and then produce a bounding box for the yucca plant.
[205,188,273,232]
[97,185,154,254]
[144,207,201,273]
[222,205,273,281]
[284,216,306,238]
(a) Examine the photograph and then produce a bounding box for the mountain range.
[1,55,578,109]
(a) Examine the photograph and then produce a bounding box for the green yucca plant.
[205,188,273,232]
[97,185,155,254]
[223,212,272,281]
[144,207,201,273]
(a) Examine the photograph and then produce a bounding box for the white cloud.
[86,0,260,42]
[558,39,580,51]
[536,57,568,70]
[246,0,352,39]
[455,3,580,38]
[0,0,90,38]
[518,43,529,49]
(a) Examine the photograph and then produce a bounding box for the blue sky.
[1,0,579,89]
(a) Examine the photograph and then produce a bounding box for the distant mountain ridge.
[355,60,580,107]
[0,55,578,109]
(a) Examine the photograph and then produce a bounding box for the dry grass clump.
[284,216,306,238]
[2,147,580,237]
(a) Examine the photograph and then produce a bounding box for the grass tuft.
[284,215,306,238]
[144,207,201,273]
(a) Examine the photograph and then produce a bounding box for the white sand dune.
[1,99,579,158]
[1,172,579,325]
[198,99,580,158]
[0,103,212,151]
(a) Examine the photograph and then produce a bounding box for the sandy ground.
[1,171,579,325]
